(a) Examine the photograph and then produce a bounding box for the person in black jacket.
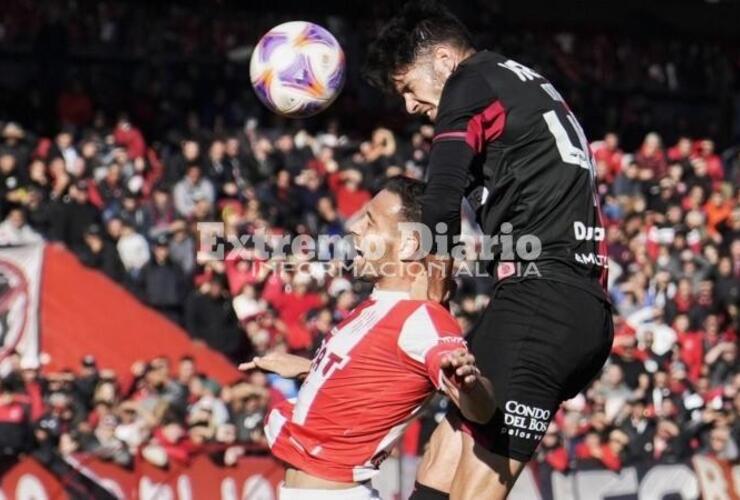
[77,224,127,283]
[138,234,189,325]
[619,399,656,464]
[184,274,251,365]
[55,180,100,252]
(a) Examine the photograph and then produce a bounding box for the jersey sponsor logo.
[501,400,552,440]
[574,252,608,267]
[505,400,551,420]
[497,59,543,82]
[573,221,605,241]
[311,345,348,378]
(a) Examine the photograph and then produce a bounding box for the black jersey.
[420,50,608,299]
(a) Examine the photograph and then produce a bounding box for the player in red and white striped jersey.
[240,177,493,500]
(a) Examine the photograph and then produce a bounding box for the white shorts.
[278,482,381,500]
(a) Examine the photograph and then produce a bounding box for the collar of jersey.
[370,288,411,301]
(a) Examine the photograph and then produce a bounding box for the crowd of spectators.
[0,0,737,481]
[0,112,737,475]
[0,352,280,470]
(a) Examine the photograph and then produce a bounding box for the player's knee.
[409,481,449,500]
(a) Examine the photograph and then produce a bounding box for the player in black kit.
[365,2,614,499]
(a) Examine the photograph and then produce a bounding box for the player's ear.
[398,229,420,261]
[433,45,455,74]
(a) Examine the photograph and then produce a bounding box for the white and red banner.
[0,243,43,368]
[0,243,240,384]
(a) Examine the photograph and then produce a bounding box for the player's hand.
[440,349,495,425]
[239,352,311,379]
[440,349,480,393]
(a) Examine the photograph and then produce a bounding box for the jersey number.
[543,110,596,180]
[540,83,596,180]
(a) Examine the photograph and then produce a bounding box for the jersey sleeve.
[421,67,505,250]
[397,303,466,390]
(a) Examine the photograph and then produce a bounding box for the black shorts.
[449,278,614,462]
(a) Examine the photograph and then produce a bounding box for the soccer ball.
[250,21,345,118]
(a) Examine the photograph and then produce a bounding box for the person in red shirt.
[327,168,372,219]
[0,377,32,455]
[535,422,570,472]
[692,139,724,182]
[113,116,147,160]
[591,132,624,182]
[635,132,667,179]
[674,314,704,381]
[306,145,338,176]
[143,418,200,467]
[262,270,326,351]
[575,430,622,471]
[667,137,693,164]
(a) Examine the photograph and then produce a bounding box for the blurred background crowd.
[0,0,737,480]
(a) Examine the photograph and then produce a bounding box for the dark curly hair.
[382,175,426,223]
[363,0,474,93]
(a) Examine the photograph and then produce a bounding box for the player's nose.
[403,94,419,115]
[347,216,362,235]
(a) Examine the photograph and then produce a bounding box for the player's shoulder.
[439,53,496,103]
[395,301,463,361]
[444,50,506,86]
[396,299,461,334]
[436,51,509,124]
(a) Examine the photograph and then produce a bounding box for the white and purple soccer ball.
[250,21,345,118]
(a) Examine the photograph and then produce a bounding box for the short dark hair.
[382,176,425,223]
[364,0,474,93]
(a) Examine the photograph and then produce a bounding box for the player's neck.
[456,48,477,67]
[374,274,413,295]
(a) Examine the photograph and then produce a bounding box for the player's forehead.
[391,66,416,93]
[391,73,407,93]
[368,190,402,221]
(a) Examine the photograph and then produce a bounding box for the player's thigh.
[449,431,526,500]
[415,417,463,493]
[463,279,613,461]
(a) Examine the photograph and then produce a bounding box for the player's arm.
[398,303,494,424]
[420,69,504,303]
[439,349,495,424]
[239,352,312,379]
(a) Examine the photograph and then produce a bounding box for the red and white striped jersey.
[264,288,466,482]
